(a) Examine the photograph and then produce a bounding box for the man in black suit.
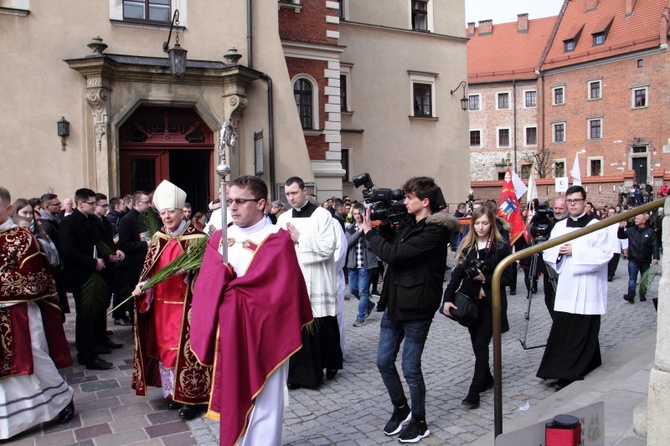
[59,188,124,370]
[116,191,151,326]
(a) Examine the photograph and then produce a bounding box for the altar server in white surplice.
[537,185,612,389]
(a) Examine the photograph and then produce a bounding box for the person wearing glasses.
[277,176,343,390]
[59,188,116,370]
[131,180,212,421]
[537,185,613,389]
[190,175,312,445]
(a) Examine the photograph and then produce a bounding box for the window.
[413,83,432,117]
[554,160,566,177]
[525,127,537,146]
[525,90,537,107]
[294,78,314,129]
[589,158,603,176]
[411,0,428,31]
[588,118,602,139]
[553,122,565,142]
[588,80,601,99]
[632,87,648,108]
[341,147,350,182]
[553,86,565,105]
[470,130,481,147]
[337,0,345,20]
[468,94,480,111]
[409,71,437,118]
[564,39,576,52]
[123,0,171,22]
[340,75,348,112]
[497,92,510,109]
[498,128,510,147]
[637,59,644,68]
[593,33,605,46]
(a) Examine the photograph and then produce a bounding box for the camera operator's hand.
[359,208,373,234]
[472,270,485,282]
[442,301,457,317]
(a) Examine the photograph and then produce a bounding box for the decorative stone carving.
[85,83,110,152]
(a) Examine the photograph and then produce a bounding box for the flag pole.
[216,120,234,264]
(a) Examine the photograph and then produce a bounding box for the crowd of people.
[0,175,664,443]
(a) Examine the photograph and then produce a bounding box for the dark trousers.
[73,288,109,363]
[467,299,494,392]
[607,254,620,279]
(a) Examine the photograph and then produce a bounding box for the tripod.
[518,251,556,350]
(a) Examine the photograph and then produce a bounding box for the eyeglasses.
[48,202,61,207]
[566,198,584,205]
[226,198,260,206]
[139,200,151,204]
[98,204,109,208]
[83,201,96,206]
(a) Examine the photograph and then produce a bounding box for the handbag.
[441,290,479,327]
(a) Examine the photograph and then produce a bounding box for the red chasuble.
[131,223,212,404]
[0,227,71,377]
[191,229,313,446]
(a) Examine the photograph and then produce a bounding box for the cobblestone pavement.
[5,259,658,445]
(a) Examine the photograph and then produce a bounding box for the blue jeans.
[349,267,371,320]
[628,261,650,296]
[377,310,432,420]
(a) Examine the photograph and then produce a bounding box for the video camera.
[529,203,555,243]
[352,172,409,224]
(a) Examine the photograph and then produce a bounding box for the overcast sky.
[465,0,565,25]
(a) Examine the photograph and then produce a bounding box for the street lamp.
[163,10,187,77]
[450,80,468,111]
[57,116,70,151]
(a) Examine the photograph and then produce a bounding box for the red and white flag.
[498,168,525,245]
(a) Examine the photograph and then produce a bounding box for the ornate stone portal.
[66,37,260,195]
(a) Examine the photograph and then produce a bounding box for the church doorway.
[119,106,215,213]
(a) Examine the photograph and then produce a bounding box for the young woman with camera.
[441,206,513,409]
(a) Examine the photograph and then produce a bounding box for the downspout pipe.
[247,0,253,69]
[513,79,517,171]
[259,73,276,200]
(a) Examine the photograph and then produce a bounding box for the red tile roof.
[541,0,669,71]
[467,16,558,83]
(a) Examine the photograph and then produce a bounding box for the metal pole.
[216,121,233,264]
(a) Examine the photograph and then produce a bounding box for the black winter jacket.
[365,212,458,321]
[442,240,514,333]
[618,225,659,263]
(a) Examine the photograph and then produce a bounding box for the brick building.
[468,0,670,210]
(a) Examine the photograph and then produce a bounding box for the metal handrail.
[490,196,667,437]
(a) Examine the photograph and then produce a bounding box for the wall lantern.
[450,80,468,111]
[57,116,70,151]
[163,10,187,77]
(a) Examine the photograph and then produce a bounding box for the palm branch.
[108,235,208,314]
[638,264,660,297]
[138,210,161,240]
[80,272,110,320]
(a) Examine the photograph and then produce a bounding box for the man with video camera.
[358,176,458,443]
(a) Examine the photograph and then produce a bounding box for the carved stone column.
[84,75,113,194]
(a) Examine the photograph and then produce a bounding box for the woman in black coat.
[442,206,513,409]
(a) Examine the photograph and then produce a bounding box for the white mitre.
[153,180,187,211]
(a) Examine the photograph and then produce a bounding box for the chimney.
[585,0,599,11]
[517,13,529,33]
[478,19,493,35]
[467,22,475,37]
[625,0,637,15]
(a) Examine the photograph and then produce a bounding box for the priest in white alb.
[537,185,612,389]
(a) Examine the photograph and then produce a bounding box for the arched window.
[294,79,314,130]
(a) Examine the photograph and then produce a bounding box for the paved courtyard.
[6,258,659,445]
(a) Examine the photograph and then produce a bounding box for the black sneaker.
[383,404,411,436]
[398,418,430,443]
[365,301,377,319]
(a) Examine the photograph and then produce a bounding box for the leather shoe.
[623,293,635,303]
[86,358,113,370]
[114,317,133,327]
[58,399,75,424]
[179,405,202,420]
[326,368,338,379]
[104,338,123,349]
[640,295,647,302]
[509,289,516,296]
[461,392,480,409]
[167,399,181,410]
[287,382,301,390]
